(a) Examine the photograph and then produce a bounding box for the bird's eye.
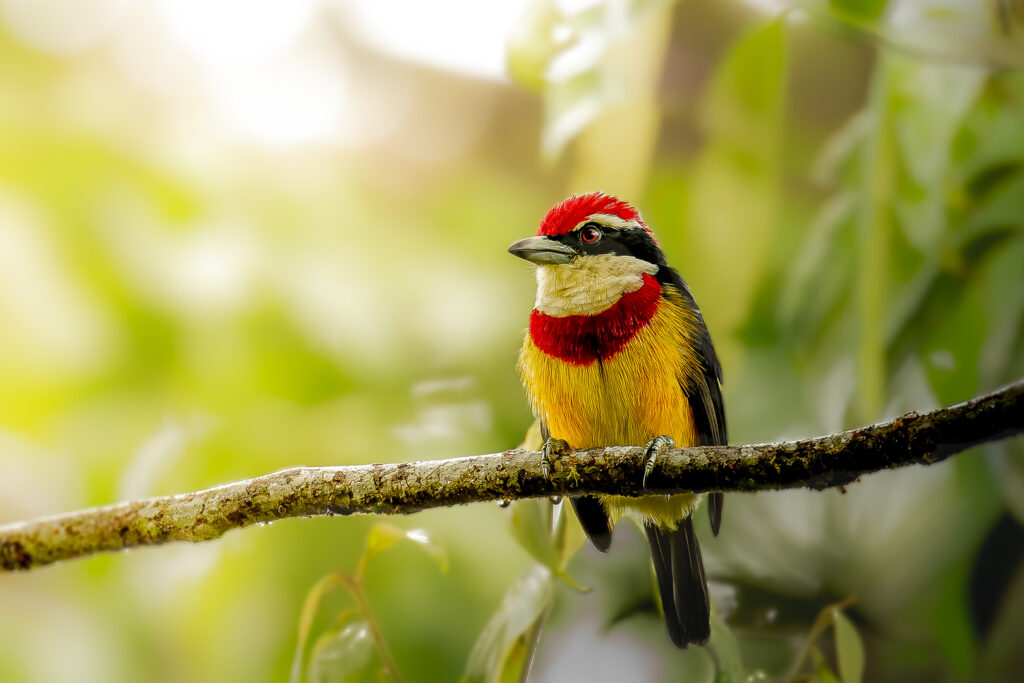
[579,224,603,243]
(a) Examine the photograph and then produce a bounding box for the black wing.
[540,418,613,552]
[657,267,728,536]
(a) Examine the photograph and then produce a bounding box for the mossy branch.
[2,379,1022,572]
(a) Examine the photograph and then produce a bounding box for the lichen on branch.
[1,379,1021,572]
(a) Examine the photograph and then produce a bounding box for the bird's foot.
[642,435,675,488]
[541,437,570,479]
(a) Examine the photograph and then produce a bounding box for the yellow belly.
[518,293,702,529]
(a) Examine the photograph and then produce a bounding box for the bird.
[509,192,726,648]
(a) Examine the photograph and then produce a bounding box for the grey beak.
[508,236,577,265]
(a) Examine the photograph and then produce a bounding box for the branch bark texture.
[2,379,1021,572]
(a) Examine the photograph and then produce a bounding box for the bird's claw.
[642,435,675,488]
[541,437,569,479]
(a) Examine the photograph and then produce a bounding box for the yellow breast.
[518,290,703,528]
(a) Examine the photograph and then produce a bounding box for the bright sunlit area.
[0,0,1022,681]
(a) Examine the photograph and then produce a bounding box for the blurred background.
[0,0,1022,681]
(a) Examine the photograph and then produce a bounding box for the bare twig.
[2,379,1021,572]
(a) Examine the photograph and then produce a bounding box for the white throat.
[534,254,658,317]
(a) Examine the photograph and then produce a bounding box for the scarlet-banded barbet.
[509,192,726,648]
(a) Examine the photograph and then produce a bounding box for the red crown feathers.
[537,192,652,239]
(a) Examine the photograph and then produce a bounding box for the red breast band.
[529,273,661,366]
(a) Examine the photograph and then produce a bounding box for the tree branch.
[2,379,1022,572]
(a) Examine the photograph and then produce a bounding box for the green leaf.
[508,500,589,591]
[815,658,842,683]
[888,60,985,250]
[812,111,869,186]
[506,499,559,571]
[552,498,588,574]
[884,229,1017,387]
[306,617,384,683]
[962,170,1024,236]
[362,522,449,574]
[832,611,865,683]
[953,74,1024,182]
[777,192,857,344]
[461,565,555,683]
[707,613,747,683]
[291,574,345,683]
[890,62,984,191]
[918,272,987,405]
[891,200,1021,405]
[363,523,405,559]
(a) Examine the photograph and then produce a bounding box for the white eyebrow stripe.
[572,214,643,232]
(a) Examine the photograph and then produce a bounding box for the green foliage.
[1,2,1022,681]
[789,0,1024,66]
[833,610,865,683]
[506,499,561,572]
[361,523,450,576]
[307,617,385,683]
[460,498,593,681]
[783,600,864,682]
[461,564,553,683]
[708,612,765,683]
[506,498,588,590]
[291,523,448,683]
[496,3,1024,682]
[783,59,1024,419]
[507,0,677,159]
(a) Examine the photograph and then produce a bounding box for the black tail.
[570,495,613,552]
[644,517,710,648]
